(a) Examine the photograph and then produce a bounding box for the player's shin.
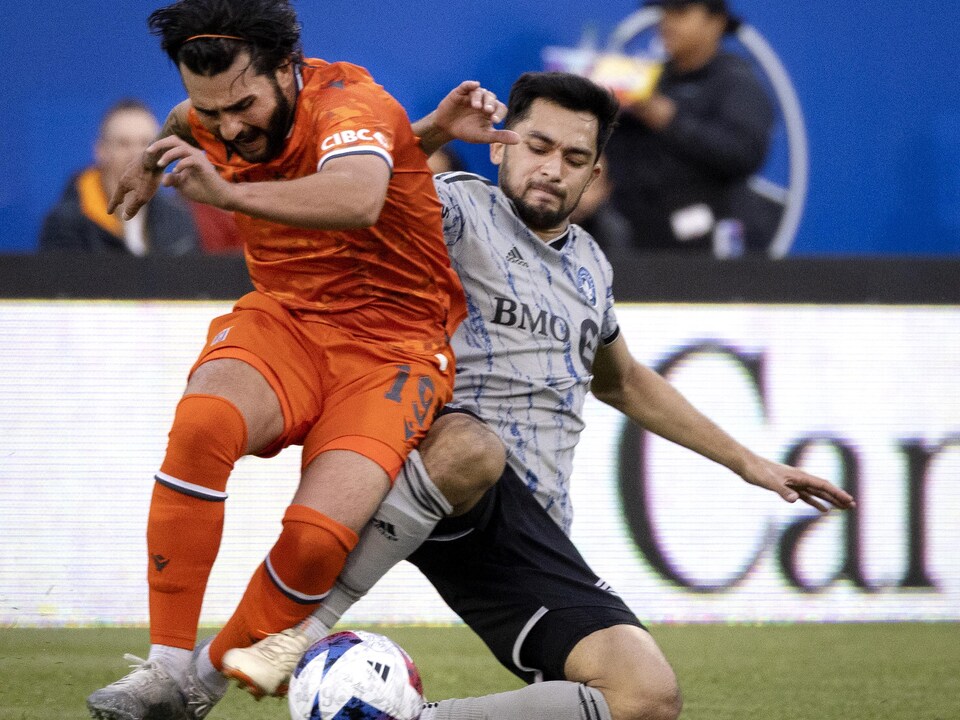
[420,682,613,720]
[213,504,357,670]
[147,394,246,674]
[302,448,453,640]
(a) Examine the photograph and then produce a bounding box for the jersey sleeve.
[599,252,620,344]
[311,84,396,172]
[433,173,465,247]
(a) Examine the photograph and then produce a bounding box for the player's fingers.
[787,478,855,509]
[121,196,147,221]
[797,490,830,513]
[489,129,520,145]
[156,145,194,170]
[107,186,127,214]
[490,101,509,124]
[146,135,185,156]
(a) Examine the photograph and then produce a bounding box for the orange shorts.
[189,291,455,478]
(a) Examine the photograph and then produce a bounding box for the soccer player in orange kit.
[86,2,514,719]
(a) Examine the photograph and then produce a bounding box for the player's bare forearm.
[142,101,199,173]
[592,337,856,511]
[219,156,391,228]
[413,112,451,158]
[601,358,750,473]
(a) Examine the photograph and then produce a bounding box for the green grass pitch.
[1,623,957,719]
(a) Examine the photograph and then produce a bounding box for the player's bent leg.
[564,625,682,720]
[218,450,385,693]
[217,413,505,699]
[420,410,506,514]
[149,359,283,652]
[184,358,285,454]
[89,360,286,720]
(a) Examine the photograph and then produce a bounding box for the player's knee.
[603,646,682,720]
[162,394,248,487]
[569,626,682,720]
[420,412,505,508]
[605,676,682,720]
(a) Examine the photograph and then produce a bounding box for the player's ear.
[275,59,296,95]
[586,161,602,187]
[490,142,504,166]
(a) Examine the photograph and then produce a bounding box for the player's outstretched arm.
[591,335,855,512]
[413,81,520,157]
[152,135,390,229]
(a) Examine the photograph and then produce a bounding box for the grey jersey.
[435,172,620,534]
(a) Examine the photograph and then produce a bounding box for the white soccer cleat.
[221,627,314,698]
[86,654,186,720]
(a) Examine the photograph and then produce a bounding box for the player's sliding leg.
[216,411,505,697]
[87,359,282,720]
[420,625,682,720]
[409,470,682,720]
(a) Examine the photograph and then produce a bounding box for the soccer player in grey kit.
[214,72,856,720]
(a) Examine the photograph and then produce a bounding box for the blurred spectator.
[570,154,634,253]
[38,99,203,255]
[188,201,244,255]
[427,144,467,174]
[605,0,774,255]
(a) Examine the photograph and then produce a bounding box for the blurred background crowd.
[2,0,958,263]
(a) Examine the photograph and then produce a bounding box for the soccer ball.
[288,630,425,720]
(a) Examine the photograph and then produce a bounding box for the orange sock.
[147,394,247,649]
[209,504,358,668]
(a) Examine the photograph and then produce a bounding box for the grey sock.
[420,682,612,720]
[307,449,452,638]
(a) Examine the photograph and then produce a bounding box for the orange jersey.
[188,59,465,349]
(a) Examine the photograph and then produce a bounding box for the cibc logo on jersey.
[320,128,390,152]
[492,296,602,370]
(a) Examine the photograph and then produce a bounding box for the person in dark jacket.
[605,0,773,254]
[38,99,199,255]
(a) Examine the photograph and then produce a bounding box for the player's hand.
[107,153,164,221]
[149,136,234,209]
[740,455,856,513]
[433,81,520,146]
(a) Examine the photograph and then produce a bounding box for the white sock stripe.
[264,555,330,604]
[154,472,228,501]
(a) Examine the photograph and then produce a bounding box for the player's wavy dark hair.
[148,0,303,76]
[504,72,620,158]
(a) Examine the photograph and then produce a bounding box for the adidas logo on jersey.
[505,247,529,267]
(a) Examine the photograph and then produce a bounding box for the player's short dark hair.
[148,0,303,77]
[503,72,620,158]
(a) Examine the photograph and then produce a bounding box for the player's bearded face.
[498,148,588,233]
[493,99,600,237]
[182,53,296,164]
[224,78,294,163]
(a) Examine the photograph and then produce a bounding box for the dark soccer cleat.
[87,654,186,720]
